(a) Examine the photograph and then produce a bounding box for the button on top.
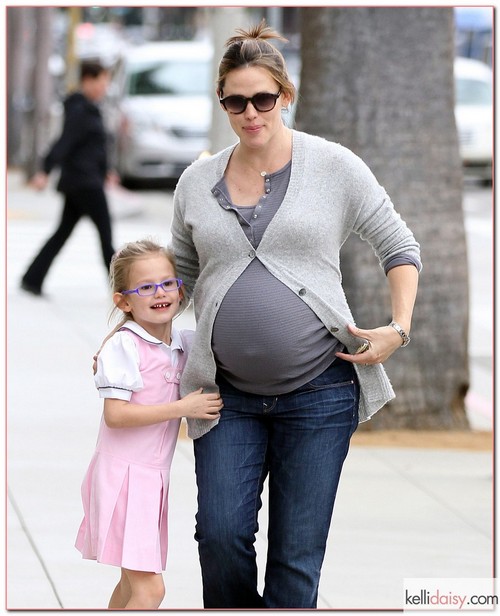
[330,327,339,333]
[298,288,306,296]
[248,250,256,258]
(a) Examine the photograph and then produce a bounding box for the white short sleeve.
[179,329,195,353]
[94,331,143,400]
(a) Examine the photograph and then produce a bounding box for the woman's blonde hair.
[217,19,296,105]
[109,238,184,323]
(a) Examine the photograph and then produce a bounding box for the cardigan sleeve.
[346,150,422,273]
[171,172,201,300]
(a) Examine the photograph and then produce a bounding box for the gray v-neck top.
[211,162,342,394]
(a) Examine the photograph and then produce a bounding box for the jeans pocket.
[299,358,357,393]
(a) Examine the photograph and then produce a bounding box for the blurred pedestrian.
[76,238,222,609]
[171,20,421,608]
[21,60,117,296]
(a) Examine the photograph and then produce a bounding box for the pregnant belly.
[211,260,338,393]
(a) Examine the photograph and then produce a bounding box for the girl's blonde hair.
[109,238,183,323]
[217,19,296,105]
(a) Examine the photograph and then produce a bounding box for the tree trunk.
[297,7,469,429]
[7,7,32,167]
[25,7,54,179]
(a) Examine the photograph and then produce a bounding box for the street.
[461,180,493,430]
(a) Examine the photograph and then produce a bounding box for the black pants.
[22,187,114,291]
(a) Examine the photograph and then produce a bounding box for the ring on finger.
[355,341,370,354]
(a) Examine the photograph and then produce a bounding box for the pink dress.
[75,321,193,573]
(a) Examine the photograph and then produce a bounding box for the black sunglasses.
[219,91,281,114]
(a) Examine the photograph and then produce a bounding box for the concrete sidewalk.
[6,172,493,612]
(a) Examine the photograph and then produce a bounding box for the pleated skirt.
[75,451,171,573]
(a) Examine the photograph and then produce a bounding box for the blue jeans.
[193,358,359,608]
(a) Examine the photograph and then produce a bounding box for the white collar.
[119,320,184,351]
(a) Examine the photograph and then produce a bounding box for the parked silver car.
[109,41,212,184]
[454,57,493,183]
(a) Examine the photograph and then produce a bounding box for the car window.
[127,60,210,96]
[455,77,492,105]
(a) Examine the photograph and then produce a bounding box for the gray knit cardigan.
[171,130,421,439]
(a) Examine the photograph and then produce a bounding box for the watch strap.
[390,320,411,347]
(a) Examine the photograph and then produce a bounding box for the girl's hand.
[181,388,223,420]
[335,323,403,366]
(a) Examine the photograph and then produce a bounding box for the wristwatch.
[389,321,411,347]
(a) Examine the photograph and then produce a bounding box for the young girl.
[75,238,223,609]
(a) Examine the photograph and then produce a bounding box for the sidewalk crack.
[8,489,64,608]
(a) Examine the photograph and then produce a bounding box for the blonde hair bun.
[225,19,288,48]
